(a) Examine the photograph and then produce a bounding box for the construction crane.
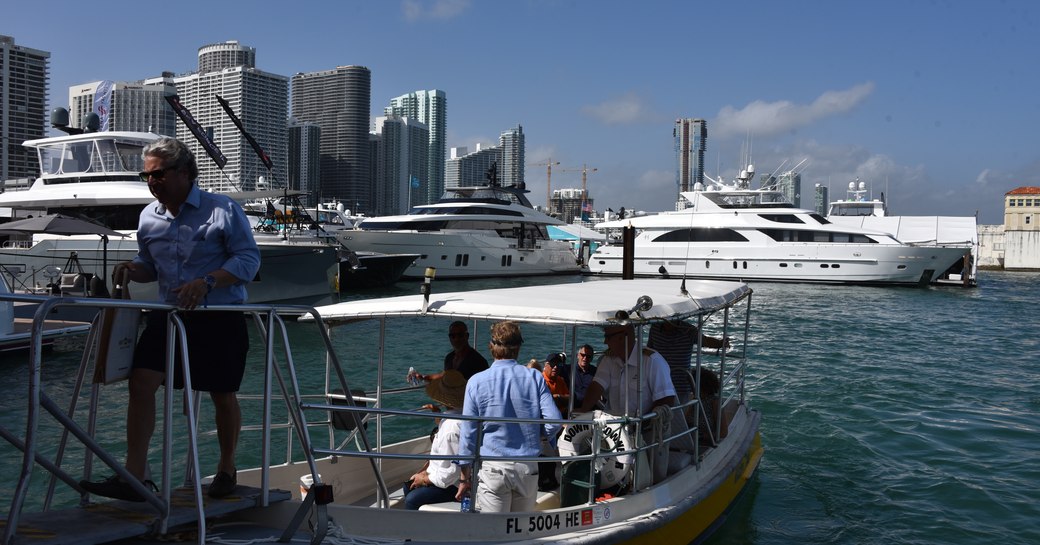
[559,164,598,211]
[526,158,561,208]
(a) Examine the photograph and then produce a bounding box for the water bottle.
[407,367,421,386]
[460,490,473,513]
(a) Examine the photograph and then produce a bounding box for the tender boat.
[826,180,977,286]
[1,277,761,544]
[339,182,582,279]
[587,169,970,285]
[0,130,338,303]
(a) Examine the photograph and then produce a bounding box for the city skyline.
[4,0,1038,224]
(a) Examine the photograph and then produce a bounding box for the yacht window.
[761,229,877,243]
[758,214,804,224]
[652,228,749,243]
[810,213,831,225]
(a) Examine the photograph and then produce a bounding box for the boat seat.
[365,485,406,508]
[417,490,559,512]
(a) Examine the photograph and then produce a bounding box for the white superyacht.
[587,167,970,285]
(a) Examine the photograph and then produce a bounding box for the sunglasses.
[138,166,175,182]
[579,353,593,358]
[448,332,467,339]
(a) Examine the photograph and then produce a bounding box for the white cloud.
[581,92,657,126]
[403,0,471,22]
[712,82,876,140]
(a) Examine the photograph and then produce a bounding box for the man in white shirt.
[578,323,676,417]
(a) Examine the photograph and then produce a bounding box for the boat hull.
[338,229,582,278]
[0,234,338,304]
[229,408,762,545]
[337,252,419,290]
[587,242,969,285]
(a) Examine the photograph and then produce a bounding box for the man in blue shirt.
[80,137,260,502]
[455,321,561,512]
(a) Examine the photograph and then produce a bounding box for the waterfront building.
[384,90,446,205]
[774,171,802,207]
[68,78,176,135]
[288,120,320,206]
[1003,186,1040,270]
[444,126,526,189]
[674,118,707,193]
[292,66,371,213]
[550,187,594,223]
[372,116,429,215]
[499,125,525,187]
[0,35,49,182]
[813,183,829,216]
[173,41,288,193]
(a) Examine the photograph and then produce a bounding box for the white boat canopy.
[306,278,750,326]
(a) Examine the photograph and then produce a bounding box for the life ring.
[558,410,634,488]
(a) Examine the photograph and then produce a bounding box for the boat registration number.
[505,506,609,534]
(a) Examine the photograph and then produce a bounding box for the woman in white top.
[403,370,467,510]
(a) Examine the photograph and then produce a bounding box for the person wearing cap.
[578,323,676,417]
[402,370,468,510]
[541,352,571,416]
[455,321,562,512]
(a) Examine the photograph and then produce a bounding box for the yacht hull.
[0,235,338,303]
[338,230,581,278]
[587,242,969,284]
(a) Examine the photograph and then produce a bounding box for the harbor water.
[1,271,1038,544]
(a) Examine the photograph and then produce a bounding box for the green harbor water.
[1,271,1037,544]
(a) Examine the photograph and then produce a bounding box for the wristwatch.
[203,274,217,293]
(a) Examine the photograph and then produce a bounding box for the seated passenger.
[408,322,489,384]
[541,352,571,416]
[402,370,467,510]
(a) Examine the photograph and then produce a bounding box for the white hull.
[339,229,581,278]
[587,186,970,285]
[588,241,968,284]
[0,234,337,304]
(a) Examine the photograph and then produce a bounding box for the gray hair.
[143,137,198,181]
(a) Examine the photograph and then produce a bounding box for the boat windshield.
[705,191,795,209]
[436,185,534,208]
[37,137,148,178]
[828,202,878,216]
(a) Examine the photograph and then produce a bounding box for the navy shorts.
[132,310,250,393]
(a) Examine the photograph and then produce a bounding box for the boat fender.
[558,410,634,488]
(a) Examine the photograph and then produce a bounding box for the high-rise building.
[775,171,802,207]
[68,78,177,135]
[173,42,288,193]
[288,121,320,206]
[292,66,372,213]
[499,125,525,187]
[384,90,446,205]
[197,41,256,74]
[814,183,829,216]
[1,35,49,182]
[372,116,430,215]
[444,126,526,190]
[446,144,499,188]
[674,118,707,193]
[551,188,594,223]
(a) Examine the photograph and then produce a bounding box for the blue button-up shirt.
[457,359,562,465]
[134,185,260,304]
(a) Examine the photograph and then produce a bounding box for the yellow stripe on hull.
[616,432,763,545]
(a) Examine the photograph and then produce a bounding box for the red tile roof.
[1007,187,1040,195]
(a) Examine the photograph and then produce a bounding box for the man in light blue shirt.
[456,321,561,512]
[80,137,260,502]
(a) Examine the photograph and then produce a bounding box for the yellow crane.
[558,164,598,211]
[527,158,561,208]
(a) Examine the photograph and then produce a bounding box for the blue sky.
[6,0,1038,223]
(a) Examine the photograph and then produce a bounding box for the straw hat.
[425,369,467,408]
